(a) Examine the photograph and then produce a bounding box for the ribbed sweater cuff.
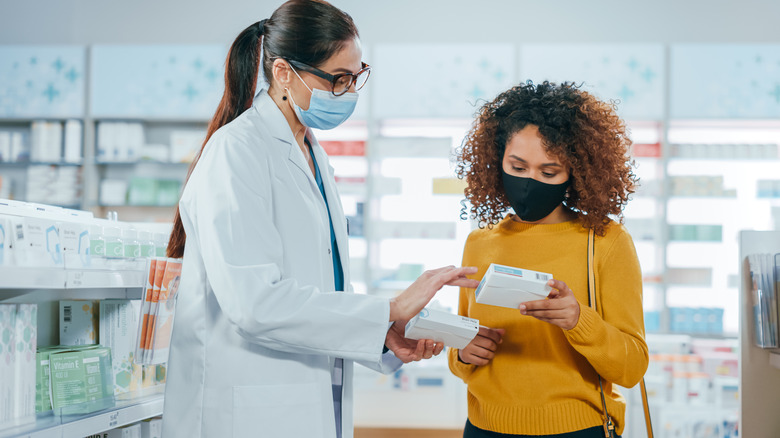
[447,348,477,382]
[565,305,603,344]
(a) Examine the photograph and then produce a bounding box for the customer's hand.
[457,326,505,366]
[518,279,581,330]
[385,322,444,363]
[389,266,479,322]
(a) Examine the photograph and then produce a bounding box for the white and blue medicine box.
[404,308,478,349]
[475,263,553,309]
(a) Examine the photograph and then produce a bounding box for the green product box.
[35,345,79,413]
[49,347,114,414]
[35,348,55,413]
[128,178,158,206]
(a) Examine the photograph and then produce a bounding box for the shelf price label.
[69,271,84,288]
[108,410,120,428]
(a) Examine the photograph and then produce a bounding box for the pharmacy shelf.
[64,269,145,289]
[94,161,191,166]
[0,117,82,123]
[93,117,208,124]
[0,266,145,290]
[0,162,83,167]
[0,394,163,438]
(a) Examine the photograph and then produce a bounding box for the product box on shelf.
[475,263,553,309]
[141,365,166,388]
[107,422,142,438]
[0,304,16,423]
[49,346,114,413]
[35,347,60,413]
[60,220,91,268]
[0,215,10,266]
[404,308,478,349]
[9,215,64,267]
[140,417,163,438]
[13,304,37,420]
[100,300,143,397]
[60,300,99,345]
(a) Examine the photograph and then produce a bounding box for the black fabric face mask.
[501,171,570,222]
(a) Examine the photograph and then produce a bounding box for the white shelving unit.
[0,267,144,291]
[0,261,161,437]
[738,230,780,437]
[0,393,163,438]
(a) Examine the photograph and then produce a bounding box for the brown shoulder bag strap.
[587,228,654,438]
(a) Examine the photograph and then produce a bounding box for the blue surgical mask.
[288,68,358,130]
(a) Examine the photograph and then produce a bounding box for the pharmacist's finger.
[425,265,456,277]
[410,339,426,361]
[437,266,479,287]
[422,339,435,359]
[446,278,481,289]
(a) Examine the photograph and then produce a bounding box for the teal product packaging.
[35,349,54,412]
[14,304,37,420]
[0,305,16,423]
[99,300,143,396]
[0,215,8,265]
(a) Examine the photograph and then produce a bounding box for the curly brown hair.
[456,81,637,236]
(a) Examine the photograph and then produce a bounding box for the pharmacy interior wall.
[2,0,780,46]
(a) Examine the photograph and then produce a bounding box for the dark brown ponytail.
[167,0,359,258]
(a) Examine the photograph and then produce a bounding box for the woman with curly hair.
[448,81,648,438]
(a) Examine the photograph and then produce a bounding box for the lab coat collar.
[251,89,351,290]
[251,90,315,186]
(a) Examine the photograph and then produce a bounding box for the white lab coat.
[161,90,402,438]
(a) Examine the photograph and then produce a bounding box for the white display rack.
[0,393,163,438]
[0,266,145,290]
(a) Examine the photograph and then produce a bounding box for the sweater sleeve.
[563,226,649,387]
[448,234,479,382]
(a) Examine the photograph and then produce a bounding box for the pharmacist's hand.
[519,279,580,330]
[458,326,505,366]
[385,322,444,363]
[389,266,479,322]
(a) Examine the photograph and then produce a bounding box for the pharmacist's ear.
[271,58,293,90]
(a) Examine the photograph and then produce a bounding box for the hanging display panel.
[671,44,780,119]
[91,45,226,119]
[0,45,86,118]
[520,44,665,121]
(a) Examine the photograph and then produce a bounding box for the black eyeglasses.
[286,59,371,96]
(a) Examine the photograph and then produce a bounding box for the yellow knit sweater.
[448,215,648,436]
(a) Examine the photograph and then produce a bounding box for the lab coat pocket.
[232,383,325,438]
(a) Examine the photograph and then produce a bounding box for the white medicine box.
[475,263,553,309]
[404,308,478,349]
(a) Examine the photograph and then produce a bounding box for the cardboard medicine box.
[60,300,99,345]
[49,346,114,413]
[475,263,553,309]
[404,308,478,349]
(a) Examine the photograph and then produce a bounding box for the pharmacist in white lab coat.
[161,1,479,438]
